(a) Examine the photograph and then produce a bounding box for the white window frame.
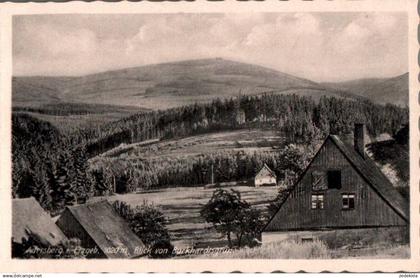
[342,193,355,210]
[311,193,324,210]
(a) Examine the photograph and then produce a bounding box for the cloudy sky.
[13,12,407,82]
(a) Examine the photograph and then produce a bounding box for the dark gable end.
[263,135,408,232]
[262,138,331,232]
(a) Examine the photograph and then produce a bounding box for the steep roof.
[12,197,67,245]
[62,200,145,258]
[256,163,276,178]
[263,135,408,232]
[329,135,408,221]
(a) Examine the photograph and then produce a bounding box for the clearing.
[100,185,279,248]
[98,129,284,160]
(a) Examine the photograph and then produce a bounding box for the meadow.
[196,240,409,259]
[99,129,284,160]
[98,185,279,249]
[199,239,331,259]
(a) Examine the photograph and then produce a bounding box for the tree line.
[12,94,408,213]
[89,144,315,193]
[12,114,91,214]
[71,94,408,157]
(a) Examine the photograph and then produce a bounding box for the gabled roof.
[256,163,276,178]
[329,135,408,221]
[263,135,408,232]
[62,200,145,258]
[13,197,67,245]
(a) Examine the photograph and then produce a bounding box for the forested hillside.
[12,93,408,213]
[12,114,91,214]
[12,102,147,135]
[80,94,408,158]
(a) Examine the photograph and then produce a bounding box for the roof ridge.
[260,163,276,176]
[67,199,109,210]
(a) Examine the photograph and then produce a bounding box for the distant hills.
[13,58,408,110]
[322,73,408,107]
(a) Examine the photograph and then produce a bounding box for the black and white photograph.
[9,9,412,262]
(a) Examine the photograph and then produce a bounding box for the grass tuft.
[201,239,331,259]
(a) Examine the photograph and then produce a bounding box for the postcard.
[0,0,418,272]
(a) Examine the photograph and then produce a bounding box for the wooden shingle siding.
[264,137,407,232]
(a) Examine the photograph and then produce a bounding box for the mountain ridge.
[13,58,408,109]
[321,72,408,107]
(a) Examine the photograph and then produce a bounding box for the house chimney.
[354,123,366,158]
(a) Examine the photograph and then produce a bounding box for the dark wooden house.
[262,124,408,243]
[56,200,146,258]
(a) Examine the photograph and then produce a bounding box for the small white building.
[254,164,277,187]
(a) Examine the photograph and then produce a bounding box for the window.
[312,171,328,191]
[311,194,324,210]
[342,193,355,210]
[327,170,342,189]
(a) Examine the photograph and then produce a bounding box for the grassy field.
[196,240,409,259]
[100,185,279,248]
[199,239,330,259]
[101,129,283,160]
[98,184,409,259]
[329,245,410,259]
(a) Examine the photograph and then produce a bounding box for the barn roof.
[12,197,67,246]
[257,163,276,178]
[62,200,145,258]
[329,135,408,221]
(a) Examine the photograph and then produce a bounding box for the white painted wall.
[261,232,291,244]
[255,176,276,186]
[262,231,316,244]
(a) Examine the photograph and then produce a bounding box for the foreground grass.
[197,240,410,259]
[330,244,410,259]
[200,240,331,259]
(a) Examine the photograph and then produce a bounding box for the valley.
[11,58,410,259]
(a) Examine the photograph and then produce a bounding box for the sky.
[13,12,408,82]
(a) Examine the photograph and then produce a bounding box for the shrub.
[130,203,171,246]
[150,239,175,259]
[200,189,264,248]
[112,200,171,247]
